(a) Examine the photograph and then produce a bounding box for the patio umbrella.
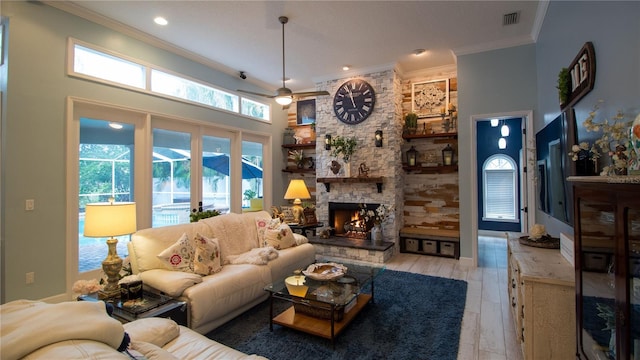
[203,154,263,179]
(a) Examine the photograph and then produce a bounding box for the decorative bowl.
[302,262,347,281]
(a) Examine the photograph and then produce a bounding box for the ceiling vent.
[503,11,520,26]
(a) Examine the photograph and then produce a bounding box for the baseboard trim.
[458,256,475,267]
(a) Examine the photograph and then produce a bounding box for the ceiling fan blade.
[237,89,275,98]
[292,91,330,98]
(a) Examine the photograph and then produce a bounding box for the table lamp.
[84,198,137,299]
[283,179,311,224]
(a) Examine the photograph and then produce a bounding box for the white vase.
[371,224,383,245]
[343,160,351,177]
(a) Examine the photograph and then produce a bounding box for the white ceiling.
[55,1,546,94]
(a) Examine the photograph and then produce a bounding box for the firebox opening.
[328,202,380,239]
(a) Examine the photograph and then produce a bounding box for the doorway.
[470,111,535,267]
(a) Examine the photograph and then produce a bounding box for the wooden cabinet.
[507,237,575,359]
[569,176,640,360]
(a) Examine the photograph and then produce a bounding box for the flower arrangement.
[72,279,103,295]
[330,136,357,162]
[359,203,394,228]
[572,100,635,176]
[190,208,221,222]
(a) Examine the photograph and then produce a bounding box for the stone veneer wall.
[314,68,404,248]
[284,66,461,258]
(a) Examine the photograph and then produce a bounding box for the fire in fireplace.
[328,202,379,239]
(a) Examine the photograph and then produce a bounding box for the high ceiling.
[54,1,546,93]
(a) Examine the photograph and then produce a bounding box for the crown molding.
[453,34,535,57]
[531,0,550,43]
[312,62,398,84]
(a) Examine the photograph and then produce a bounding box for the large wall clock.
[333,79,376,125]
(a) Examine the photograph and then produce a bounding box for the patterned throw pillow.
[157,233,195,273]
[193,233,222,275]
[256,217,281,247]
[264,222,296,250]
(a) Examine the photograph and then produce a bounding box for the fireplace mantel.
[316,176,383,193]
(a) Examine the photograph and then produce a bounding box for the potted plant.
[557,68,570,106]
[330,136,357,162]
[405,113,419,134]
[288,149,307,168]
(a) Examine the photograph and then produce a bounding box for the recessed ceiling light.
[154,17,168,26]
[342,65,351,71]
[109,122,123,130]
[413,49,426,56]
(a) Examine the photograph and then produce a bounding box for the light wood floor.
[385,235,523,360]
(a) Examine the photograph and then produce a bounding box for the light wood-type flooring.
[385,235,524,360]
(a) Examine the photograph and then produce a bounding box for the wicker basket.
[294,300,345,321]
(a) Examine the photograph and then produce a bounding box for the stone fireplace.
[328,202,379,239]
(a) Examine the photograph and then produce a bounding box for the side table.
[289,222,323,237]
[78,291,188,326]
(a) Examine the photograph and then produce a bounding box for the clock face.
[333,79,376,124]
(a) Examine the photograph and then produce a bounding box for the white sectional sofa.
[0,300,266,360]
[128,210,316,335]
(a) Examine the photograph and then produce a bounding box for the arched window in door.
[482,154,518,222]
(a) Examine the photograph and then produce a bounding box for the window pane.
[79,118,133,272]
[151,70,239,112]
[152,129,191,227]
[74,45,145,88]
[202,135,231,213]
[483,155,517,221]
[241,97,270,121]
[242,141,264,210]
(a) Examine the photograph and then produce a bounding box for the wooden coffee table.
[264,262,384,347]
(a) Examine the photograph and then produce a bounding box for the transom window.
[483,154,518,222]
[69,38,270,122]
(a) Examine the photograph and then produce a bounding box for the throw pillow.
[156,233,195,273]
[264,222,296,250]
[193,233,222,275]
[293,233,309,246]
[256,217,279,247]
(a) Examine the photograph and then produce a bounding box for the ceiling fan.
[238,16,329,109]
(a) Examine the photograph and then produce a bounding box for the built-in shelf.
[282,168,315,174]
[402,133,457,141]
[316,177,383,193]
[282,142,316,149]
[402,164,458,174]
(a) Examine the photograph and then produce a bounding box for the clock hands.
[346,86,356,108]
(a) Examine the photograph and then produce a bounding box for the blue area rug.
[207,270,467,360]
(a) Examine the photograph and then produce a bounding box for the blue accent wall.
[476,118,523,232]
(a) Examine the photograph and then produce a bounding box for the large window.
[483,155,518,222]
[69,39,270,122]
[78,118,134,272]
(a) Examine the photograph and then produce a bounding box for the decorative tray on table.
[302,262,347,281]
[518,235,560,249]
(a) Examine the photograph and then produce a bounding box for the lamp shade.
[84,202,137,237]
[284,179,311,201]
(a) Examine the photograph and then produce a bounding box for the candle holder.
[448,110,457,132]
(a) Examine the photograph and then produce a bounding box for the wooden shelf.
[282,168,315,174]
[402,164,458,174]
[282,142,316,149]
[316,176,383,193]
[402,132,457,141]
